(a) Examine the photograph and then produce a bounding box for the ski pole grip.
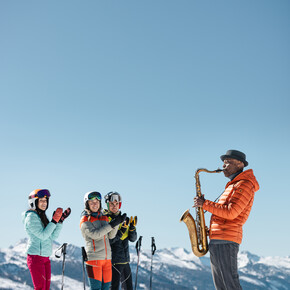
[135,236,143,254]
[62,243,67,255]
[82,246,88,261]
[55,243,67,258]
[151,237,156,255]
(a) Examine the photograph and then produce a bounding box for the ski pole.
[150,237,156,290]
[81,246,88,290]
[55,243,67,290]
[134,236,143,290]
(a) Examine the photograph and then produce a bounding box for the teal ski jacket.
[23,210,62,257]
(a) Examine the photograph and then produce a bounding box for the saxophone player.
[194,150,259,290]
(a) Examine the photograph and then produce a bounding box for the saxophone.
[180,168,223,257]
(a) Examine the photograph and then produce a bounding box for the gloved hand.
[129,216,137,228]
[119,217,130,235]
[123,217,130,227]
[59,208,71,223]
[119,217,130,234]
[109,213,127,228]
[51,208,63,224]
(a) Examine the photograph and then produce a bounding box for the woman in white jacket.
[80,191,126,290]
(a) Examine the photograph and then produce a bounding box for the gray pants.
[209,241,242,290]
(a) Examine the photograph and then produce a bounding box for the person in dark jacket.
[104,192,137,290]
[80,191,126,290]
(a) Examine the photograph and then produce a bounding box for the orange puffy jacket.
[203,169,259,244]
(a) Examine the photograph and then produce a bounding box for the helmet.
[84,191,102,209]
[104,191,122,210]
[28,189,51,210]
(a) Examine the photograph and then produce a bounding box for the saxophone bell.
[180,168,222,257]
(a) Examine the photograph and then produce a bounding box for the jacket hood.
[228,169,259,192]
[22,210,38,223]
[81,209,103,218]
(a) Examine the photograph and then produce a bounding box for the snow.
[239,275,266,286]
[130,247,203,270]
[238,252,252,268]
[0,277,33,289]
[268,279,290,290]
[238,251,261,268]
[11,240,28,255]
[0,276,85,290]
[259,256,290,270]
[1,240,290,289]
[157,251,200,270]
[2,244,27,269]
[169,247,201,263]
[51,275,85,290]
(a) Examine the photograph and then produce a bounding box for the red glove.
[59,208,71,223]
[51,208,63,224]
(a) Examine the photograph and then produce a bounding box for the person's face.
[223,158,244,177]
[37,197,48,211]
[109,201,120,214]
[88,199,100,212]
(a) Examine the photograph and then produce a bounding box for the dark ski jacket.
[104,211,137,264]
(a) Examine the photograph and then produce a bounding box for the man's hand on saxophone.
[193,194,205,208]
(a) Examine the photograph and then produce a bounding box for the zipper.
[104,236,107,260]
[93,240,96,252]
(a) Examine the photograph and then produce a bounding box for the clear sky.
[0,1,289,257]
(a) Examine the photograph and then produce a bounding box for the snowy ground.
[51,275,85,290]
[0,277,33,289]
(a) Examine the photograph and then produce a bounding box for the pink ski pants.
[27,254,51,290]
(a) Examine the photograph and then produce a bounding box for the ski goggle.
[108,194,122,210]
[88,191,102,201]
[108,194,122,203]
[29,189,51,199]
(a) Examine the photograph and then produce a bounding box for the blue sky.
[0,1,289,257]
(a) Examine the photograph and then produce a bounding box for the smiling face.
[37,197,48,211]
[223,158,244,177]
[109,201,120,214]
[88,199,100,213]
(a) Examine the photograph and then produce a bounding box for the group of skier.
[22,149,259,290]
[23,189,137,290]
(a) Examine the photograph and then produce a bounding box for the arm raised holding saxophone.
[194,194,205,208]
[182,150,260,290]
[180,168,222,257]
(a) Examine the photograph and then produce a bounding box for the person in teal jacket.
[23,189,71,290]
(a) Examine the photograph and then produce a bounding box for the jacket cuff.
[203,200,210,211]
